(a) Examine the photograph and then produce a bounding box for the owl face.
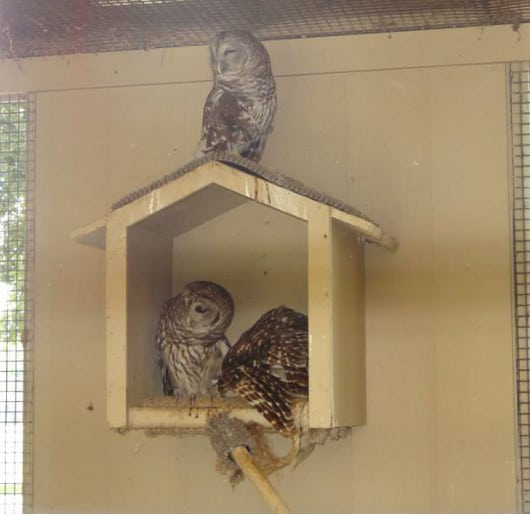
[210,31,271,79]
[177,281,234,339]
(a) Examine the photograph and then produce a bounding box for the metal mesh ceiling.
[0,0,527,58]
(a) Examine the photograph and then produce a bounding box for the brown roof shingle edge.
[111,151,374,224]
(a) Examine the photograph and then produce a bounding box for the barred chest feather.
[161,342,216,397]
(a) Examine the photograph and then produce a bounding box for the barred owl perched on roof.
[195,30,277,162]
[156,281,234,400]
[217,306,308,436]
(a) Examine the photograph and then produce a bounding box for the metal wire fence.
[0,0,528,58]
[0,94,35,514]
[511,61,530,514]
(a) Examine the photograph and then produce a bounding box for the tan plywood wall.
[0,24,520,513]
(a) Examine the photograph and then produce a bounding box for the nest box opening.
[125,184,308,419]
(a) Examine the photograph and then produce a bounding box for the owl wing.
[155,331,175,396]
[234,366,300,435]
[160,363,174,396]
[197,87,261,158]
[225,307,308,434]
[155,304,176,396]
[233,307,308,384]
[262,327,308,398]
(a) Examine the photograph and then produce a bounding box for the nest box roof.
[72,154,397,251]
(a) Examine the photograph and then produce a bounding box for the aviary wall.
[0,24,523,514]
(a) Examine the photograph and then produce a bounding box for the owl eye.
[224,48,236,56]
[194,304,208,314]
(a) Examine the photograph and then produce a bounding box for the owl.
[195,30,277,162]
[156,281,234,400]
[217,306,308,436]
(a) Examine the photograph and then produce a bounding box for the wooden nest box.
[72,155,396,432]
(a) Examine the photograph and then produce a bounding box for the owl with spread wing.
[217,306,308,436]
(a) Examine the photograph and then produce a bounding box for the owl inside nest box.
[72,156,396,433]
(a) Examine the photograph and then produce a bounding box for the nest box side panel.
[127,228,172,407]
[106,217,128,428]
[331,219,366,426]
[307,204,334,428]
[307,207,367,429]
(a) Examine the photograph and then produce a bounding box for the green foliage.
[0,484,22,495]
[0,99,28,348]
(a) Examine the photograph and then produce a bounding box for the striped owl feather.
[195,30,277,162]
[156,281,234,399]
[218,306,308,435]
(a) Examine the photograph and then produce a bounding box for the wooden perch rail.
[230,445,292,514]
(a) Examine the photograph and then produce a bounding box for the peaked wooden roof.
[113,152,370,222]
[72,153,397,251]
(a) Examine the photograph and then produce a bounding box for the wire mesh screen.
[0,95,35,514]
[0,0,528,58]
[511,62,530,514]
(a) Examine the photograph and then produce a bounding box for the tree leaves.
[0,100,28,348]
